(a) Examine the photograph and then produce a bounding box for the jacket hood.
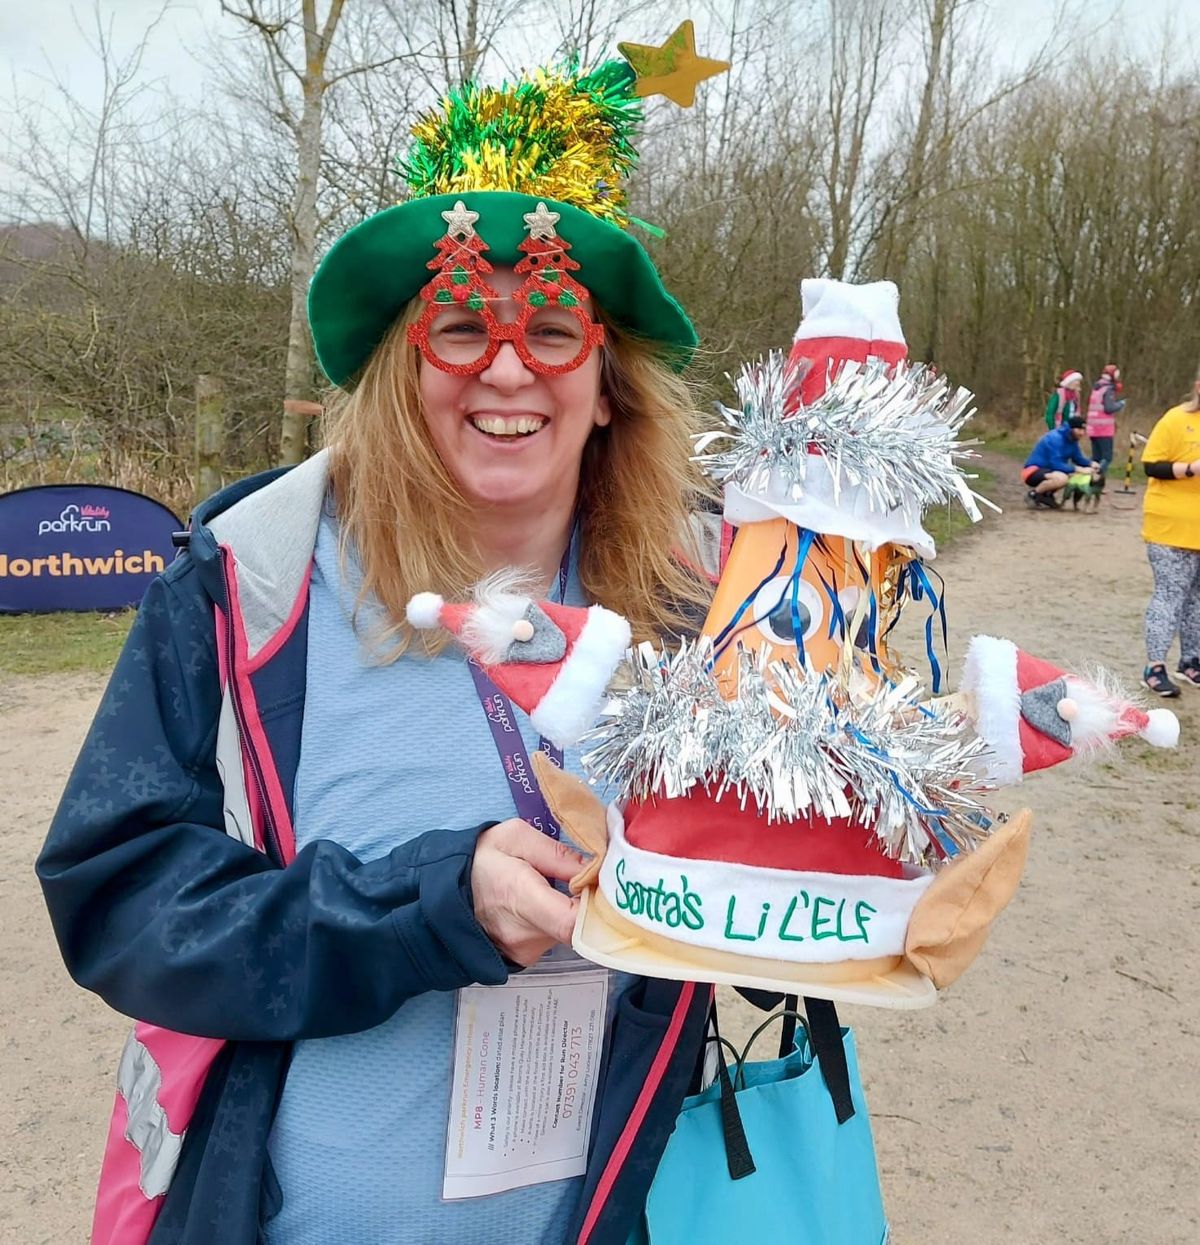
[189,450,331,661]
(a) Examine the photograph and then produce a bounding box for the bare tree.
[218,0,412,463]
[818,0,894,279]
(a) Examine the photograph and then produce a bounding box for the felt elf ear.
[904,810,1032,988]
[531,751,608,894]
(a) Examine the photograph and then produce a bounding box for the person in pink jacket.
[1086,364,1125,470]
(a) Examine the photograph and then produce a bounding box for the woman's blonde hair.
[323,301,716,656]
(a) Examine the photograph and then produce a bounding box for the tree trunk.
[280,70,322,466]
[890,0,950,277]
[459,0,481,84]
[195,375,226,506]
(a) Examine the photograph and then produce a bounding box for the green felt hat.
[305,41,736,387]
[308,190,697,388]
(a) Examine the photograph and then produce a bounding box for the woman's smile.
[467,411,549,440]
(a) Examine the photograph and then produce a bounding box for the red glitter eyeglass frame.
[407,301,605,377]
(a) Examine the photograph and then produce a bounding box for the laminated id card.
[443,956,609,1199]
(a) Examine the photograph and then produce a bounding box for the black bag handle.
[735,990,856,1126]
[800,995,855,1125]
[710,992,857,1180]
[704,1004,756,1181]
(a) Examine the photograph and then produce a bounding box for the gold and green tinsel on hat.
[400,59,644,226]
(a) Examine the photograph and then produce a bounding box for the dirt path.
[2,455,1197,1243]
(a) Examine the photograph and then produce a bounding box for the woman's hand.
[471,819,586,966]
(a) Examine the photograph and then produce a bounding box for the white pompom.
[406,592,444,629]
[1140,708,1180,749]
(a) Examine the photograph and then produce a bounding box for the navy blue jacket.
[38,459,708,1244]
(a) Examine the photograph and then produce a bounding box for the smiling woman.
[38,33,727,1245]
[325,261,713,658]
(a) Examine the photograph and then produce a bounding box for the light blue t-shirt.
[264,508,624,1245]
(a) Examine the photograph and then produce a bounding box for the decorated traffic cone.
[700,278,926,688]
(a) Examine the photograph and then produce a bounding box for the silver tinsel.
[582,640,996,868]
[694,352,998,523]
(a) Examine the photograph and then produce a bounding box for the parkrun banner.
[0,484,182,613]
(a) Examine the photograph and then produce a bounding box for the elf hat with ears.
[961,635,1179,785]
[406,574,631,750]
[531,751,1032,1009]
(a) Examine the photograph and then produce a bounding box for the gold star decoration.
[618,20,730,108]
[441,199,479,238]
[523,201,561,240]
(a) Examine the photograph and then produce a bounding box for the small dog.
[1063,467,1106,512]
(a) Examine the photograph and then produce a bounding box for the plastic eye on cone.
[700,518,890,689]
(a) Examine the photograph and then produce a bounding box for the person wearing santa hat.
[1086,363,1125,471]
[1044,368,1084,430]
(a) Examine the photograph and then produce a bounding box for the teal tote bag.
[629,1000,888,1245]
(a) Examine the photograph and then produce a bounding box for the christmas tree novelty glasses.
[408,199,605,377]
[418,304,604,376]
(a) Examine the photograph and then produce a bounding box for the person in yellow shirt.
[1141,371,1200,697]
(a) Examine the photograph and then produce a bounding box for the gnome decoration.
[961,635,1180,784]
[406,572,631,750]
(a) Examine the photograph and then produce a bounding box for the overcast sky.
[3,0,1196,117]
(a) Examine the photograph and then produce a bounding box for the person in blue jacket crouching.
[1022,414,1099,509]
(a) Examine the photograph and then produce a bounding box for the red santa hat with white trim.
[787,277,907,406]
[723,277,944,556]
[406,572,631,749]
[961,635,1179,785]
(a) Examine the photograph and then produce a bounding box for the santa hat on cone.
[406,573,630,749]
[724,277,941,555]
[961,635,1179,784]
[787,278,907,406]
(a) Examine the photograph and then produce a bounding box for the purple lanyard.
[468,545,570,840]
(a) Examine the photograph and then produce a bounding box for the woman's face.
[417,266,610,514]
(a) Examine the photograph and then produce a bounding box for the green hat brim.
[308,191,696,388]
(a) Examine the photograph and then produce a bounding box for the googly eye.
[752,576,825,646]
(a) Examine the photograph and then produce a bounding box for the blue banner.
[0,484,182,613]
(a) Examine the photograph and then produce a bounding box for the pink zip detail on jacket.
[89,552,306,1245]
[575,982,706,1244]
